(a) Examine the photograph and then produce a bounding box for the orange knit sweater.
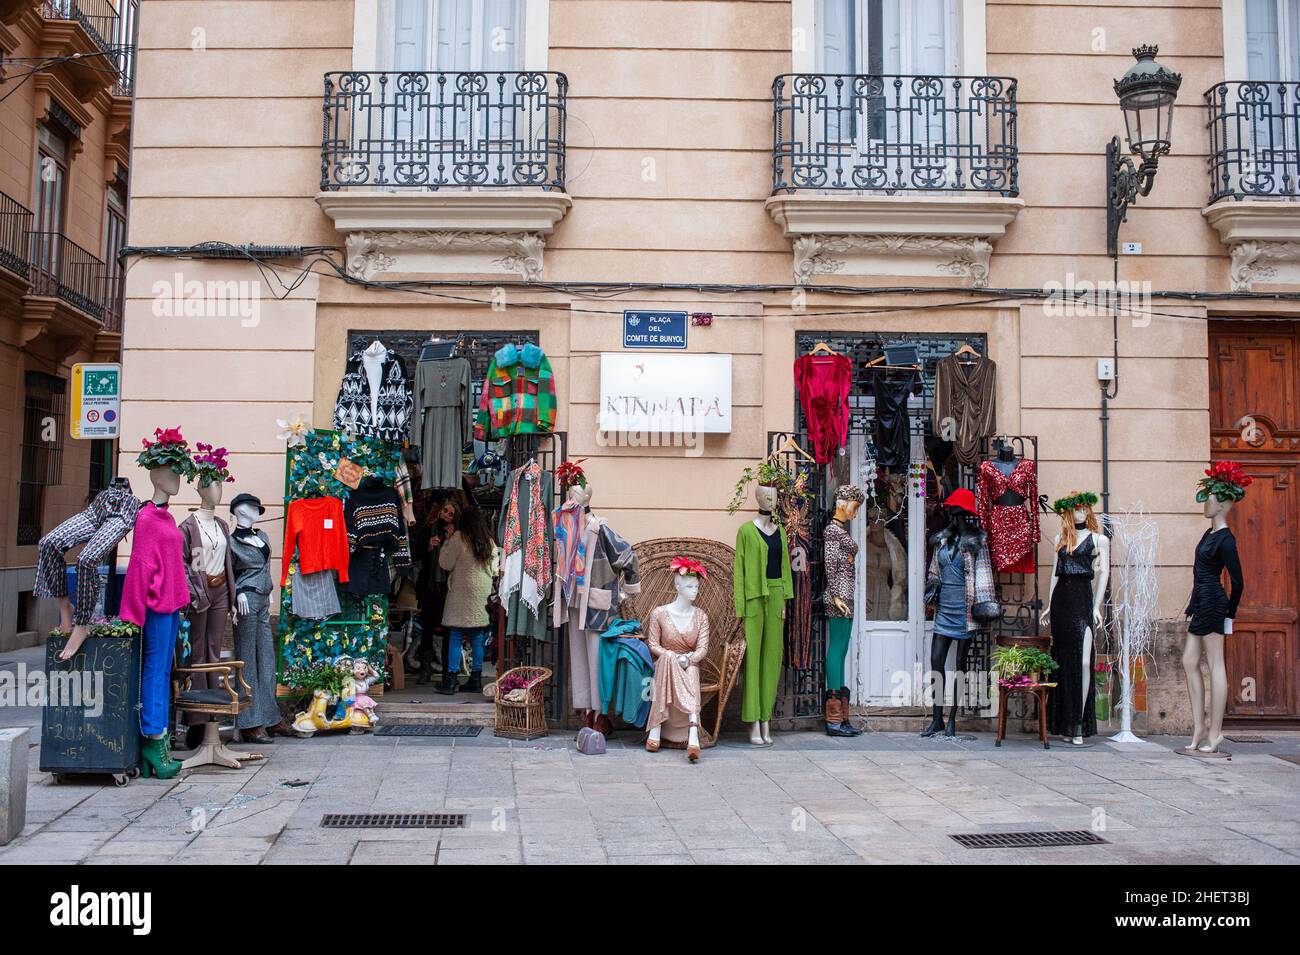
[282,496,350,585]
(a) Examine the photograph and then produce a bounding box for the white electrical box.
[1121,242,1142,255]
[1097,358,1116,381]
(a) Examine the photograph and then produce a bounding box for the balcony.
[1203,81,1300,289]
[36,0,130,101]
[316,70,572,281]
[29,231,106,319]
[766,73,1023,286]
[0,191,33,285]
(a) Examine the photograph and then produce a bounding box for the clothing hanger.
[808,342,839,357]
[863,354,922,373]
[420,334,461,361]
[766,435,816,465]
[953,342,981,363]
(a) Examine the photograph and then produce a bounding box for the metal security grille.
[375,723,482,738]
[320,812,466,829]
[950,830,1108,849]
[786,333,1003,719]
[773,73,1018,195]
[1206,81,1300,202]
[18,371,67,546]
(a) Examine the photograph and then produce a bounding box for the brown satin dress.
[646,605,711,738]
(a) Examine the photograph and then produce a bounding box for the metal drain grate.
[1273,754,1300,767]
[375,723,483,738]
[321,812,467,829]
[950,830,1108,849]
[1226,735,1273,743]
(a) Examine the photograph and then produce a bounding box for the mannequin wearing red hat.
[922,489,997,737]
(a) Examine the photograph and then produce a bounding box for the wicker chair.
[625,537,746,748]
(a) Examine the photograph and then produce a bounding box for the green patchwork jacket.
[474,342,557,439]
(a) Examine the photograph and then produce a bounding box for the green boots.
[139,733,182,779]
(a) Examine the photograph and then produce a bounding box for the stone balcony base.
[765,193,1024,286]
[1203,198,1300,290]
[316,190,572,281]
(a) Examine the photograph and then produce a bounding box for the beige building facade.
[0,0,136,649]
[116,1,1300,724]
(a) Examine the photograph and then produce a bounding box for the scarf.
[501,461,550,616]
[553,501,586,607]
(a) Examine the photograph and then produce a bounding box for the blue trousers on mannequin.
[447,627,487,674]
[141,610,179,736]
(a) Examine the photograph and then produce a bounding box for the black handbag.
[971,600,1002,623]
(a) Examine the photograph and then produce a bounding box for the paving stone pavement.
[1,728,1298,865]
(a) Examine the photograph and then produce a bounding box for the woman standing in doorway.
[438,505,500,695]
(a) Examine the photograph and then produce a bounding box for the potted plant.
[726,460,812,514]
[991,644,1060,688]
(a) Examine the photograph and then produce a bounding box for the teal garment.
[597,617,653,727]
[826,616,852,690]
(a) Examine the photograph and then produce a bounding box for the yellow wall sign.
[70,363,122,439]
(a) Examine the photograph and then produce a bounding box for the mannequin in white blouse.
[362,340,387,423]
[195,479,232,585]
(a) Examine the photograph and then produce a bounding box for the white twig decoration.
[1106,505,1160,742]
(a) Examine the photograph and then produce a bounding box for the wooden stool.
[996,683,1051,749]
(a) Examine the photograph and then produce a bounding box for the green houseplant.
[991,644,1060,687]
[726,460,812,514]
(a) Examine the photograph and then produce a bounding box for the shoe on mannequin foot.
[749,721,764,745]
[1198,735,1225,753]
[920,713,944,738]
[760,720,772,745]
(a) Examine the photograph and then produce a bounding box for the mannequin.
[229,493,280,743]
[554,476,605,727]
[1041,492,1110,745]
[646,561,711,762]
[119,428,196,780]
[922,488,996,737]
[823,484,864,737]
[38,477,142,661]
[362,339,387,424]
[976,437,1039,574]
[1182,462,1249,755]
[734,483,793,746]
[179,466,236,748]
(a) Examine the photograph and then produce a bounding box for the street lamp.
[1106,45,1182,257]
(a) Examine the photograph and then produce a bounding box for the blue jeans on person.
[141,610,180,736]
[447,627,487,675]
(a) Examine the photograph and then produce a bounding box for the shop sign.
[599,352,732,434]
[622,310,688,349]
[70,363,121,439]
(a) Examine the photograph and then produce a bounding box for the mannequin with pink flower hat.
[645,557,711,762]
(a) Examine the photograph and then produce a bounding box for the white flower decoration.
[276,413,310,447]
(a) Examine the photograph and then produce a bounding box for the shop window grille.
[374,723,482,738]
[320,812,466,829]
[950,830,1108,849]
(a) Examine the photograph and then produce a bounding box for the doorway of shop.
[1208,320,1300,722]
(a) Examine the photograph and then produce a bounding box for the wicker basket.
[493,665,552,740]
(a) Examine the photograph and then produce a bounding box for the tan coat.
[439,533,500,629]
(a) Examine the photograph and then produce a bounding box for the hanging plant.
[726,460,812,514]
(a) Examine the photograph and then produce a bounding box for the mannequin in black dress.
[1182,463,1249,756]
[1041,492,1109,744]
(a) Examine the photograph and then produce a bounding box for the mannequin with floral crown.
[646,557,711,762]
[1041,491,1109,745]
[178,443,237,750]
[1181,462,1249,756]
[119,428,197,779]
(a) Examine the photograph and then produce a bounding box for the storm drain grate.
[1273,754,1300,767]
[1226,735,1273,744]
[375,723,482,738]
[321,812,466,829]
[950,830,1108,849]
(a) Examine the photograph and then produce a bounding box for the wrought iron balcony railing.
[321,71,568,191]
[112,0,138,96]
[0,192,33,279]
[29,232,107,321]
[772,73,1018,196]
[1206,80,1300,201]
[43,0,118,54]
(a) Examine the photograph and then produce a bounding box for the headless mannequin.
[363,340,387,424]
[1182,495,1234,755]
[923,507,981,738]
[990,439,1024,506]
[1040,507,1110,745]
[141,466,181,739]
[749,483,786,747]
[646,573,703,758]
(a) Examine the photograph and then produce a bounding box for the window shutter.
[817,0,856,74]
[481,0,521,71]
[393,0,429,71]
[1246,0,1281,80]
[436,0,475,71]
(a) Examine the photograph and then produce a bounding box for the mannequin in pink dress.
[645,560,711,762]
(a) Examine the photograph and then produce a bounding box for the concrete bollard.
[0,727,30,845]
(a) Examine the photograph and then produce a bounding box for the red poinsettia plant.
[136,426,194,476]
[670,556,708,579]
[1196,460,1252,503]
[192,442,235,487]
[555,458,588,492]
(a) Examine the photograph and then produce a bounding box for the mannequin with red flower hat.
[646,558,711,762]
[922,489,997,737]
[1181,462,1249,757]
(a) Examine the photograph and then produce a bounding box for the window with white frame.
[380,0,523,72]
[815,0,959,77]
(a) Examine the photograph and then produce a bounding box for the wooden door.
[1209,322,1300,719]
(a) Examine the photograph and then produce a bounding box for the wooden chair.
[172,659,266,769]
[625,537,746,748]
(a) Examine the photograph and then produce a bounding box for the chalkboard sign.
[40,635,141,777]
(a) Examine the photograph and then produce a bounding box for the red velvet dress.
[975,459,1039,574]
[794,353,853,465]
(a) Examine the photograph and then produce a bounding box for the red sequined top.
[976,459,1040,572]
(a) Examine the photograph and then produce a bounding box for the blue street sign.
[623,310,688,349]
